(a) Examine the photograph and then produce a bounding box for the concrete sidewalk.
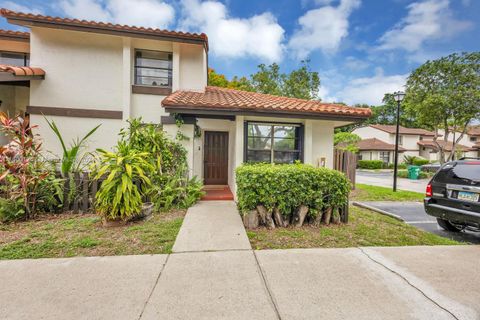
[1,246,479,319]
[172,201,251,252]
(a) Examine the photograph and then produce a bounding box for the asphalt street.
[359,201,480,244]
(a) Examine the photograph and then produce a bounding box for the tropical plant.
[92,143,153,221]
[45,117,100,176]
[119,118,203,210]
[0,113,52,219]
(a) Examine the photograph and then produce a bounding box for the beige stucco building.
[0,9,371,194]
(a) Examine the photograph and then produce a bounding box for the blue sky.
[1,0,479,105]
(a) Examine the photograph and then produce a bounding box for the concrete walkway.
[1,246,479,319]
[172,201,251,252]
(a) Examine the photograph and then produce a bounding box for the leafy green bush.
[397,169,432,179]
[358,160,384,169]
[92,143,153,221]
[412,158,430,166]
[387,163,407,169]
[236,163,350,219]
[119,118,203,211]
[0,198,25,223]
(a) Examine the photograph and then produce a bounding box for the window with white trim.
[379,151,390,163]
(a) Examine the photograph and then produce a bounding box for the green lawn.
[247,206,461,250]
[351,183,425,202]
[0,210,185,260]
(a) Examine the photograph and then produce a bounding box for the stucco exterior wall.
[353,126,390,142]
[27,27,207,156]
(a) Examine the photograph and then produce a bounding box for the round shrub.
[235,163,350,219]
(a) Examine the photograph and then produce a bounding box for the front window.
[134,50,172,87]
[0,51,29,66]
[379,151,390,163]
[245,122,303,164]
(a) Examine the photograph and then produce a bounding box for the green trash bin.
[407,165,421,180]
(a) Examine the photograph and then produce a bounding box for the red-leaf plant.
[0,113,48,219]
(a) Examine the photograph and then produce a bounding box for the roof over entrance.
[357,138,406,151]
[0,64,45,82]
[418,140,470,152]
[162,86,371,121]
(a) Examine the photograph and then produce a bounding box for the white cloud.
[179,0,284,62]
[0,1,44,14]
[336,68,407,105]
[343,56,369,71]
[288,0,361,58]
[378,0,472,52]
[59,0,174,29]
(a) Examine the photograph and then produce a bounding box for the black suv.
[424,159,480,232]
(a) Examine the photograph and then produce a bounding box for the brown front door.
[204,131,229,185]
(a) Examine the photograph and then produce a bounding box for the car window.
[434,162,480,184]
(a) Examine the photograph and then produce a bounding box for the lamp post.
[393,91,405,192]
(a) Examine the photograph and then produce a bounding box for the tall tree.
[404,52,480,163]
[208,61,321,100]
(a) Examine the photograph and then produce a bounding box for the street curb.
[352,201,405,222]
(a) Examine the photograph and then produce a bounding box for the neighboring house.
[356,138,406,165]
[0,9,371,193]
[417,140,470,162]
[353,124,436,163]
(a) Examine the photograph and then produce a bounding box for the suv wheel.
[437,218,462,232]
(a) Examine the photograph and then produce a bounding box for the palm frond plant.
[45,117,101,176]
[92,143,153,221]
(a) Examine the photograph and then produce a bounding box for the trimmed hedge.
[235,163,350,220]
[412,158,430,166]
[397,170,432,179]
[358,160,384,169]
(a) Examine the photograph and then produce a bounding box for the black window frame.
[0,51,29,67]
[134,49,173,88]
[243,121,304,164]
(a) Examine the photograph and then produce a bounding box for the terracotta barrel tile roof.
[370,124,436,136]
[162,86,371,119]
[0,9,208,49]
[0,64,45,77]
[418,140,469,152]
[0,28,29,40]
[356,138,406,151]
[467,126,480,136]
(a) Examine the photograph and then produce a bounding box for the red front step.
[201,186,234,201]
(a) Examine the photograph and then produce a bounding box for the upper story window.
[134,50,172,87]
[398,135,403,145]
[0,51,29,66]
[245,122,303,164]
[470,136,477,142]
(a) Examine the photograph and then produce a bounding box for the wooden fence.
[60,172,99,213]
[334,149,357,188]
[333,149,357,224]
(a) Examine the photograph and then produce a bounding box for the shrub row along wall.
[236,163,351,229]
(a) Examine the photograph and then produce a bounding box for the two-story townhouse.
[0,9,371,194]
[0,29,31,145]
[353,125,437,164]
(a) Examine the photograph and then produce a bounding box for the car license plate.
[457,191,479,202]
